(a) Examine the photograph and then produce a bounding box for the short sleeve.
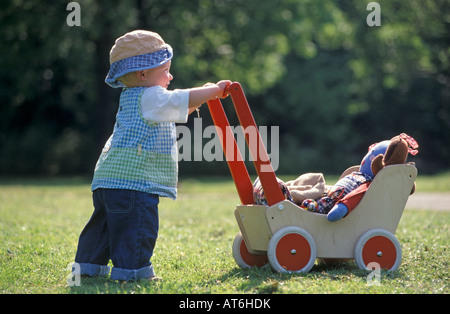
[141,86,189,123]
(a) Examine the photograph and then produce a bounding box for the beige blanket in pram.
[285,173,326,205]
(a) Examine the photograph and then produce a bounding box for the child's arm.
[141,80,231,122]
[188,80,231,114]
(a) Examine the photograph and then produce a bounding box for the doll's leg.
[327,203,348,222]
[327,182,371,222]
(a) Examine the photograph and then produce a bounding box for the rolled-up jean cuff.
[110,265,155,281]
[78,263,110,277]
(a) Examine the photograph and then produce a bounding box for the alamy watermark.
[67,261,382,287]
[67,262,81,287]
[67,2,381,28]
[66,2,81,27]
[174,118,280,172]
[366,262,381,286]
[366,2,381,27]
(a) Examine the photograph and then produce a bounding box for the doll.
[326,133,418,221]
[301,140,390,215]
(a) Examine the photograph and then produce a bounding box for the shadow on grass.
[66,259,404,294]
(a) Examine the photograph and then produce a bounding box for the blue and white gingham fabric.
[91,87,179,199]
[105,44,173,88]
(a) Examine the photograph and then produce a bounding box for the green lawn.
[0,174,448,294]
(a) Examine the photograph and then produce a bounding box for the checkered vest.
[91,87,178,199]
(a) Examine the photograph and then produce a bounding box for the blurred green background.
[1,0,448,177]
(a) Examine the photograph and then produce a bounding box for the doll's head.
[359,140,390,178]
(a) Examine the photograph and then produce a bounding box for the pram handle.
[207,82,285,206]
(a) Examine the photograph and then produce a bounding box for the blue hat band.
[105,45,173,88]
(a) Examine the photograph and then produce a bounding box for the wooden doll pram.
[207,83,417,273]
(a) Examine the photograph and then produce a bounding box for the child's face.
[144,61,173,88]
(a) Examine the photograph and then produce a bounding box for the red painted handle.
[206,97,254,205]
[207,82,284,206]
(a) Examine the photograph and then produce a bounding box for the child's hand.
[201,80,231,99]
[216,80,232,98]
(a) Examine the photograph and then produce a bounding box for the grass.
[0,173,448,294]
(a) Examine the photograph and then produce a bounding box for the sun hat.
[105,30,173,88]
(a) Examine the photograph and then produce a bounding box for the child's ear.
[137,70,148,80]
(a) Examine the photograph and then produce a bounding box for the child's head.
[105,30,173,88]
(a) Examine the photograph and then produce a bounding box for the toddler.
[74,30,230,281]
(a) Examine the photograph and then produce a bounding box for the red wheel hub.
[362,236,397,270]
[240,239,268,267]
[275,233,311,271]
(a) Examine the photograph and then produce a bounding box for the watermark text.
[175,118,279,172]
[366,2,381,27]
[66,2,81,27]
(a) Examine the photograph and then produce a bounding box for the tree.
[0,0,448,176]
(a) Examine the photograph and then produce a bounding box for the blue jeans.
[75,188,159,281]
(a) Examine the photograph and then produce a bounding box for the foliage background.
[1,0,449,177]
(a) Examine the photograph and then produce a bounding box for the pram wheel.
[267,226,316,273]
[354,229,402,271]
[232,232,269,268]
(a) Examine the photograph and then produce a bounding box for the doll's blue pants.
[74,188,159,281]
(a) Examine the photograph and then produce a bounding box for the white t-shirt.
[141,86,190,123]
